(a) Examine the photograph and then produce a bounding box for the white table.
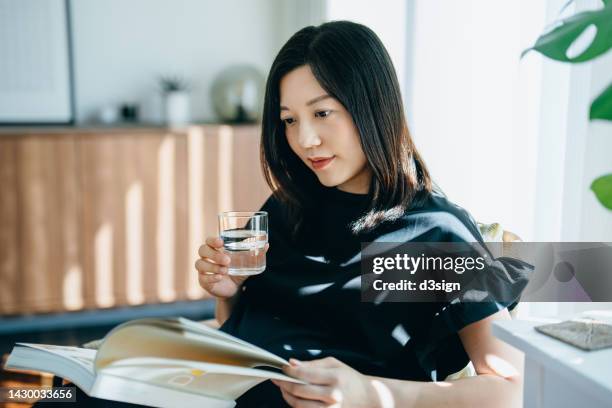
[492,319,612,408]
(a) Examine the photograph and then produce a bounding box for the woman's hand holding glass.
[196,236,269,299]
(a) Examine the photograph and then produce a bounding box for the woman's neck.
[335,166,372,194]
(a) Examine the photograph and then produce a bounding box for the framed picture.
[0,0,74,125]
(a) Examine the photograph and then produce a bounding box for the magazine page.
[115,317,287,364]
[98,356,304,401]
[91,374,235,408]
[95,323,288,370]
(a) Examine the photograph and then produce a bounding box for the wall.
[406,0,547,240]
[69,0,282,123]
[326,0,408,94]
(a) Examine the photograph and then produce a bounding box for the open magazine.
[4,317,303,408]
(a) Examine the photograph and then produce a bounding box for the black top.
[222,187,530,407]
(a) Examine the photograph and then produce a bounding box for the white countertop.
[493,318,612,405]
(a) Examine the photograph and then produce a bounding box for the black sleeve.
[407,208,533,379]
[438,211,532,329]
[387,194,532,335]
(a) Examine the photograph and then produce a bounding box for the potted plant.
[523,0,612,210]
[159,75,191,126]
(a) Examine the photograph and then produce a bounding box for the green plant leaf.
[591,174,612,210]
[522,2,612,63]
[590,82,612,120]
[560,1,610,14]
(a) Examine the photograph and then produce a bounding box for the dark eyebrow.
[280,94,332,111]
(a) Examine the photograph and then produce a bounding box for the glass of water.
[218,211,268,276]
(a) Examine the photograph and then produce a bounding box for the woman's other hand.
[272,357,382,408]
[196,236,269,299]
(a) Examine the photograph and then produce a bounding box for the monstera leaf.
[524,1,612,210]
[522,1,612,62]
[590,82,612,120]
[522,0,612,122]
[591,174,612,210]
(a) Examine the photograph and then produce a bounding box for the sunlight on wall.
[157,135,176,302]
[218,126,234,212]
[187,127,206,299]
[94,222,114,307]
[62,265,83,311]
[126,181,144,305]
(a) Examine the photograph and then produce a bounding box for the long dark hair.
[260,20,432,237]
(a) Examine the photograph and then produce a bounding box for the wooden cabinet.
[0,125,271,315]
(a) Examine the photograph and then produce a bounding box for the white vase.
[164,91,190,126]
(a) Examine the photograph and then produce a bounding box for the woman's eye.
[315,110,331,118]
[282,117,295,126]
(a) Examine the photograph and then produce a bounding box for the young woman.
[197,21,530,408]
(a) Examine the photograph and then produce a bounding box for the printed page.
[95,320,288,371]
[99,357,304,401]
[175,318,289,365]
[104,317,285,362]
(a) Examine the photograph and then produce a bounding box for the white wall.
[407,0,547,240]
[70,0,282,123]
[326,0,408,93]
[279,0,326,46]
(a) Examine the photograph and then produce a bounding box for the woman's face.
[279,65,372,194]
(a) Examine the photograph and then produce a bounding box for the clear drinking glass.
[218,211,268,276]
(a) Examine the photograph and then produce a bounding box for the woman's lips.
[309,156,335,170]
